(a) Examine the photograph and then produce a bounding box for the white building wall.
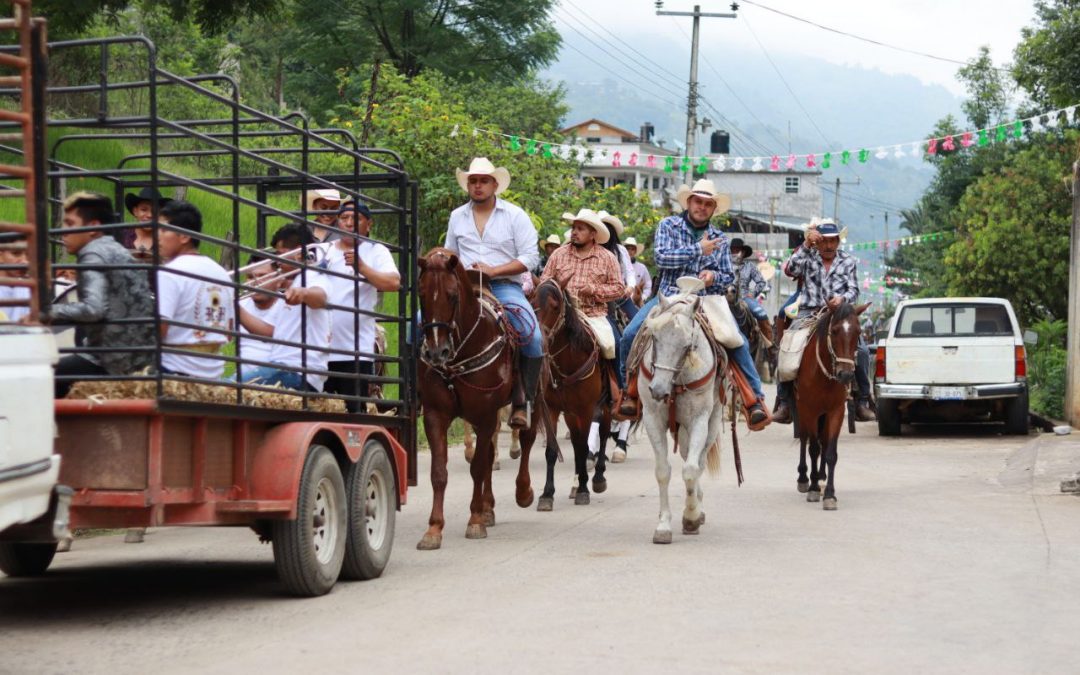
[707,170,823,222]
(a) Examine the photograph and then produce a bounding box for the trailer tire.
[1004,391,1030,436]
[273,445,346,597]
[341,439,396,581]
[0,542,57,577]
[877,398,901,437]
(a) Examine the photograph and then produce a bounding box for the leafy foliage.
[38,0,282,39]
[1027,318,1067,419]
[1013,0,1080,110]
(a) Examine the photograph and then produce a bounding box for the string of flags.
[760,231,951,259]
[451,103,1079,172]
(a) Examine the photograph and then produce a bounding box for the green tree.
[37,0,281,38]
[957,46,1013,129]
[1013,0,1080,109]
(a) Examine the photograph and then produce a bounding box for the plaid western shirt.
[539,243,625,317]
[735,258,768,299]
[784,245,859,308]
[653,212,733,297]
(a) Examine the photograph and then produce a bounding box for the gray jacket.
[49,236,155,375]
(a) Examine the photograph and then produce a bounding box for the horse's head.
[417,248,468,368]
[533,279,565,335]
[644,293,702,401]
[723,283,738,305]
[823,301,871,384]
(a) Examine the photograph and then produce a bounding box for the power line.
[739,0,1012,72]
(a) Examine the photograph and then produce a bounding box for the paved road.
[3,389,1079,674]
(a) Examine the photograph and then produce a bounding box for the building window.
[652,176,660,190]
[585,137,601,143]
[785,176,800,194]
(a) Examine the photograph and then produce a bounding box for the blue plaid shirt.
[653,212,734,297]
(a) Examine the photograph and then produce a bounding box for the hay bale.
[67,378,347,414]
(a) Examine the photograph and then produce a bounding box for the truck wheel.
[877,399,901,436]
[1004,391,1030,436]
[0,542,58,577]
[341,439,396,581]
[272,445,347,597]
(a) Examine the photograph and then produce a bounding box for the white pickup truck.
[874,297,1029,436]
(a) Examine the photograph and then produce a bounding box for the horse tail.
[705,438,721,479]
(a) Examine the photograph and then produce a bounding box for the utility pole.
[884,211,889,247]
[1066,159,1080,427]
[831,177,861,224]
[657,3,737,184]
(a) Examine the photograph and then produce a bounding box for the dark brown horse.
[416,248,536,549]
[794,301,870,510]
[530,279,610,511]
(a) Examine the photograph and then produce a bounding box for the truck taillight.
[1015,345,1026,379]
[874,346,886,381]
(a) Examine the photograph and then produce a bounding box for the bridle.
[536,280,597,388]
[815,308,857,382]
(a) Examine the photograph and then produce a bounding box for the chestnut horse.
[794,301,870,510]
[530,279,610,511]
[416,248,537,549]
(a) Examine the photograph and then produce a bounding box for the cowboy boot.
[728,363,770,431]
[509,355,543,430]
[757,318,774,348]
[614,368,641,421]
[773,380,793,424]
[854,398,877,422]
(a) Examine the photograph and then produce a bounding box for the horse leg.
[822,408,845,511]
[806,423,822,503]
[572,414,591,506]
[463,420,475,464]
[514,414,537,509]
[508,405,522,459]
[467,416,498,539]
[491,409,502,472]
[681,423,709,534]
[643,406,674,544]
[797,434,810,493]
[418,410,450,550]
[538,407,560,512]
[592,406,610,494]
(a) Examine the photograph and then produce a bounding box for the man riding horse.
[773,220,875,423]
[617,179,771,430]
[444,157,543,429]
[729,237,773,343]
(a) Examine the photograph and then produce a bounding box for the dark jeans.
[324,360,374,413]
[55,354,107,398]
[616,296,638,323]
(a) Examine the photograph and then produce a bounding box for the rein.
[813,309,856,383]
[538,281,599,389]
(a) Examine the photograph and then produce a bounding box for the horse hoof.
[483,510,496,527]
[492,460,501,471]
[611,449,626,463]
[574,491,591,506]
[807,491,821,503]
[823,497,838,511]
[509,447,521,460]
[516,487,534,509]
[682,517,701,535]
[465,523,488,539]
[797,481,810,494]
[569,486,577,500]
[592,478,607,494]
[537,496,554,512]
[416,533,443,550]
[653,530,672,545]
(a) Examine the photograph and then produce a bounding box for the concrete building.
[559,118,679,206]
[706,166,824,227]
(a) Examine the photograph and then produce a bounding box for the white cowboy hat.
[676,179,732,212]
[542,233,561,247]
[597,210,625,236]
[623,236,640,249]
[455,157,511,195]
[561,208,610,244]
[304,188,341,211]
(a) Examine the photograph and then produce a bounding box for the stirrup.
[509,402,532,429]
[613,390,640,422]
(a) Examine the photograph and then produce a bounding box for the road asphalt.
[2,386,1079,674]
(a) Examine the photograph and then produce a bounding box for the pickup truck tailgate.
[887,337,1015,384]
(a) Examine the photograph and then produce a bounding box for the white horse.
[638,292,725,545]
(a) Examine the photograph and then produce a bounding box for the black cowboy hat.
[124,186,172,215]
[729,237,753,258]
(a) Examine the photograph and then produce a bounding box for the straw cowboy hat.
[675,179,732,212]
[597,210,625,236]
[304,188,341,212]
[561,208,610,244]
[542,233,561,248]
[623,236,641,250]
[456,157,511,195]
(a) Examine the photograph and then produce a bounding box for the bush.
[1027,319,1067,420]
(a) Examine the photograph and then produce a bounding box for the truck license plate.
[932,386,966,400]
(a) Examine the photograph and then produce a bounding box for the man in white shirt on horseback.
[444,157,543,429]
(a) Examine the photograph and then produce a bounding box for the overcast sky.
[554,0,1036,95]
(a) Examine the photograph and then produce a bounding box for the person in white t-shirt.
[236,252,284,368]
[321,202,400,412]
[0,232,30,323]
[155,201,235,380]
[238,224,332,392]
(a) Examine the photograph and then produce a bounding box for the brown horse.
[416,248,537,549]
[794,301,871,510]
[530,279,610,511]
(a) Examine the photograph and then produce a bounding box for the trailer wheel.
[877,398,901,437]
[0,542,58,577]
[272,445,346,597]
[341,439,396,581]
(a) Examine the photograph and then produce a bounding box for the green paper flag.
[509,135,522,152]
[822,152,832,169]
[1013,120,1023,138]
[977,129,988,147]
[995,125,1007,142]
[542,143,553,158]
[680,156,691,172]
[664,156,674,173]
[526,139,538,155]
[858,149,870,163]
[696,156,709,173]
[841,150,851,165]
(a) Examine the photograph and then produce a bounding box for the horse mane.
[421,246,475,295]
[537,279,594,354]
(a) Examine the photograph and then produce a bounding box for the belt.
[165,342,224,354]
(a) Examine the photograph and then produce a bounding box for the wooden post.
[1066,159,1080,426]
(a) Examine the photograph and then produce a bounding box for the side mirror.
[1023,329,1038,346]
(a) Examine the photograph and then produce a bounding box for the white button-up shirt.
[444,199,539,283]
